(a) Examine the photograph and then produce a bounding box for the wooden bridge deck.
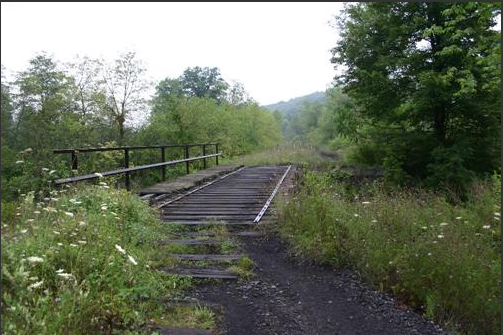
[144,165,291,281]
[139,164,241,195]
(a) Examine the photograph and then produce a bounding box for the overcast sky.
[1,2,344,105]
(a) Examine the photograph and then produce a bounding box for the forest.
[1,2,501,335]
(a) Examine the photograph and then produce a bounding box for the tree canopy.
[331,2,501,190]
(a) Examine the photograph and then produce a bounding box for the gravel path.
[192,233,444,335]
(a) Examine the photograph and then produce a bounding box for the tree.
[227,81,254,105]
[101,51,149,143]
[14,53,75,150]
[332,2,501,189]
[1,66,13,142]
[180,66,229,102]
[66,56,104,125]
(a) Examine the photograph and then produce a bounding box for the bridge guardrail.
[53,143,220,190]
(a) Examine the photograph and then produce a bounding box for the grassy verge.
[0,183,213,334]
[228,144,325,166]
[278,168,501,334]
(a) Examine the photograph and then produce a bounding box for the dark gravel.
[192,233,445,335]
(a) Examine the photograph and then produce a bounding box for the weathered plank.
[162,267,238,279]
[160,238,231,245]
[167,254,243,261]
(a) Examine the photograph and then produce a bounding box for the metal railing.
[53,143,220,190]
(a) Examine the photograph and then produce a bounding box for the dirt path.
[192,233,444,335]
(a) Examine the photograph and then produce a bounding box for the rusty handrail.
[53,143,220,190]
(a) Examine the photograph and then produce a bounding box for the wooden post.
[185,146,190,174]
[124,148,130,190]
[161,147,166,181]
[71,150,78,176]
[203,144,207,169]
[215,144,219,165]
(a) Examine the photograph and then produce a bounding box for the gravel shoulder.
[192,233,444,335]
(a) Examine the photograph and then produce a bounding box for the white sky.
[1,2,344,105]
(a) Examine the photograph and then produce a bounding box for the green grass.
[0,183,215,334]
[278,169,501,335]
[228,144,324,166]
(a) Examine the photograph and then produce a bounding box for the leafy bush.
[1,184,194,334]
[279,170,501,334]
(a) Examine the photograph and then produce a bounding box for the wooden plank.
[151,326,212,335]
[162,267,238,279]
[163,221,254,226]
[160,238,230,245]
[167,254,243,261]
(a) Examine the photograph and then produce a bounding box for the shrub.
[279,170,501,334]
[1,184,193,334]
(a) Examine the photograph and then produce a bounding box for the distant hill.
[263,91,326,115]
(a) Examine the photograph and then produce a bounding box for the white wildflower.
[26,219,34,223]
[101,206,108,211]
[53,231,60,235]
[493,216,500,221]
[437,234,444,239]
[79,221,87,226]
[42,168,50,172]
[115,244,126,255]
[421,226,427,230]
[33,211,41,214]
[57,273,74,280]
[427,252,432,256]
[455,217,462,220]
[26,256,44,263]
[99,182,107,186]
[64,212,74,217]
[127,255,138,265]
[55,269,65,274]
[57,243,63,246]
[70,243,78,247]
[439,222,448,227]
[49,170,56,175]
[24,148,33,153]
[78,240,87,245]
[494,212,500,217]
[29,276,39,281]
[354,213,359,217]
[28,280,44,289]
[361,201,371,205]
[371,219,378,223]
[15,160,24,164]
[20,229,28,234]
[94,172,103,178]
[483,225,491,229]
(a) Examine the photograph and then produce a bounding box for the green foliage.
[263,91,326,115]
[279,169,501,334]
[231,144,323,166]
[1,185,197,334]
[331,2,501,189]
[180,66,229,103]
[143,86,282,157]
[1,54,283,200]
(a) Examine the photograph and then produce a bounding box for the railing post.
[71,150,78,176]
[215,143,219,165]
[202,144,207,169]
[124,148,130,191]
[161,147,166,181]
[185,146,190,174]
